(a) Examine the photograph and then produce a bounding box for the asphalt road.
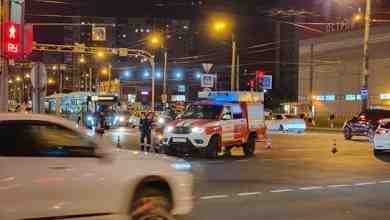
[102,128,390,220]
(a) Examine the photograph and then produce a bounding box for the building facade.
[299,25,390,125]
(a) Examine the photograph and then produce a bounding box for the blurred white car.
[266,114,306,133]
[373,119,390,154]
[0,114,193,220]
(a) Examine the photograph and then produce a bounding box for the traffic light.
[2,22,33,60]
[256,69,265,91]
[2,22,22,59]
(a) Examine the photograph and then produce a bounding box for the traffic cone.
[331,139,338,154]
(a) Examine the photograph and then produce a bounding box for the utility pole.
[108,64,112,93]
[150,56,156,112]
[236,54,240,91]
[309,43,314,115]
[362,0,372,111]
[274,21,281,106]
[163,50,168,109]
[0,0,10,112]
[89,67,93,92]
[231,34,237,91]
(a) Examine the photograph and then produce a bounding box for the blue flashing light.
[144,71,150,78]
[156,71,162,78]
[196,73,202,79]
[175,72,182,79]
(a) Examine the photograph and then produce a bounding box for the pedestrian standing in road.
[329,113,335,128]
[140,112,153,152]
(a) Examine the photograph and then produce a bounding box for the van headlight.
[191,127,205,133]
[165,126,174,133]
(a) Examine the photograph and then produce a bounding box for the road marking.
[299,186,324,191]
[327,184,352,188]
[354,182,376,186]
[200,195,229,200]
[237,159,250,162]
[270,189,294,193]
[237,192,262,196]
[379,180,390,184]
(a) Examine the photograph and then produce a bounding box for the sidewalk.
[306,126,342,133]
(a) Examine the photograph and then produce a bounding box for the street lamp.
[210,16,237,91]
[148,32,163,48]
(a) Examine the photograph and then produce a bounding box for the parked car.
[373,119,390,155]
[343,109,390,140]
[0,113,193,220]
[266,114,306,133]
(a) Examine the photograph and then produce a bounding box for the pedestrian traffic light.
[2,22,33,60]
[2,22,22,59]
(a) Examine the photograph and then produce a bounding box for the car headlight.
[158,117,165,124]
[191,127,205,133]
[171,159,192,172]
[165,126,174,133]
[119,116,125,122]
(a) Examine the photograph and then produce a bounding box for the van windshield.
[181,104,223,120]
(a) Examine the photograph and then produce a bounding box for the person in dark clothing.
[140,112,153,152]
[329,113,335,128]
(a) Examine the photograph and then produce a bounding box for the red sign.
[24,23,34,56]
[2,22,23,59]
[256,70,265,80]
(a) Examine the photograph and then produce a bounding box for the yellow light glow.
[15,76,22,82]
[353,13,363,22]
[148,33,163,48]
[214,21,227,32]
[101,68,108,75]
[25,73,30,78]
[48,78,55,85]
[52,65,58,70]
[79,56,86,63]
[96,51,105,58]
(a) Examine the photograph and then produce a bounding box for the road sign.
[201,74,215,88]
[361,88,368,98]
[263,75,273,90]
[92,27,106,41]
[202,63,213,74]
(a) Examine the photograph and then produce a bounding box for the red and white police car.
[161,91,267,158]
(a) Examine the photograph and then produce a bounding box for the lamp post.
[148,33,163,112]
[211,19,237,91]
[361,0,372,111]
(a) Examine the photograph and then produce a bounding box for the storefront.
[298,25,390,125]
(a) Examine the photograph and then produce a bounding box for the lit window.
[345,94,356,101]
[135,29,139,33]
[380,93,390,100]
[325,95,336,101]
